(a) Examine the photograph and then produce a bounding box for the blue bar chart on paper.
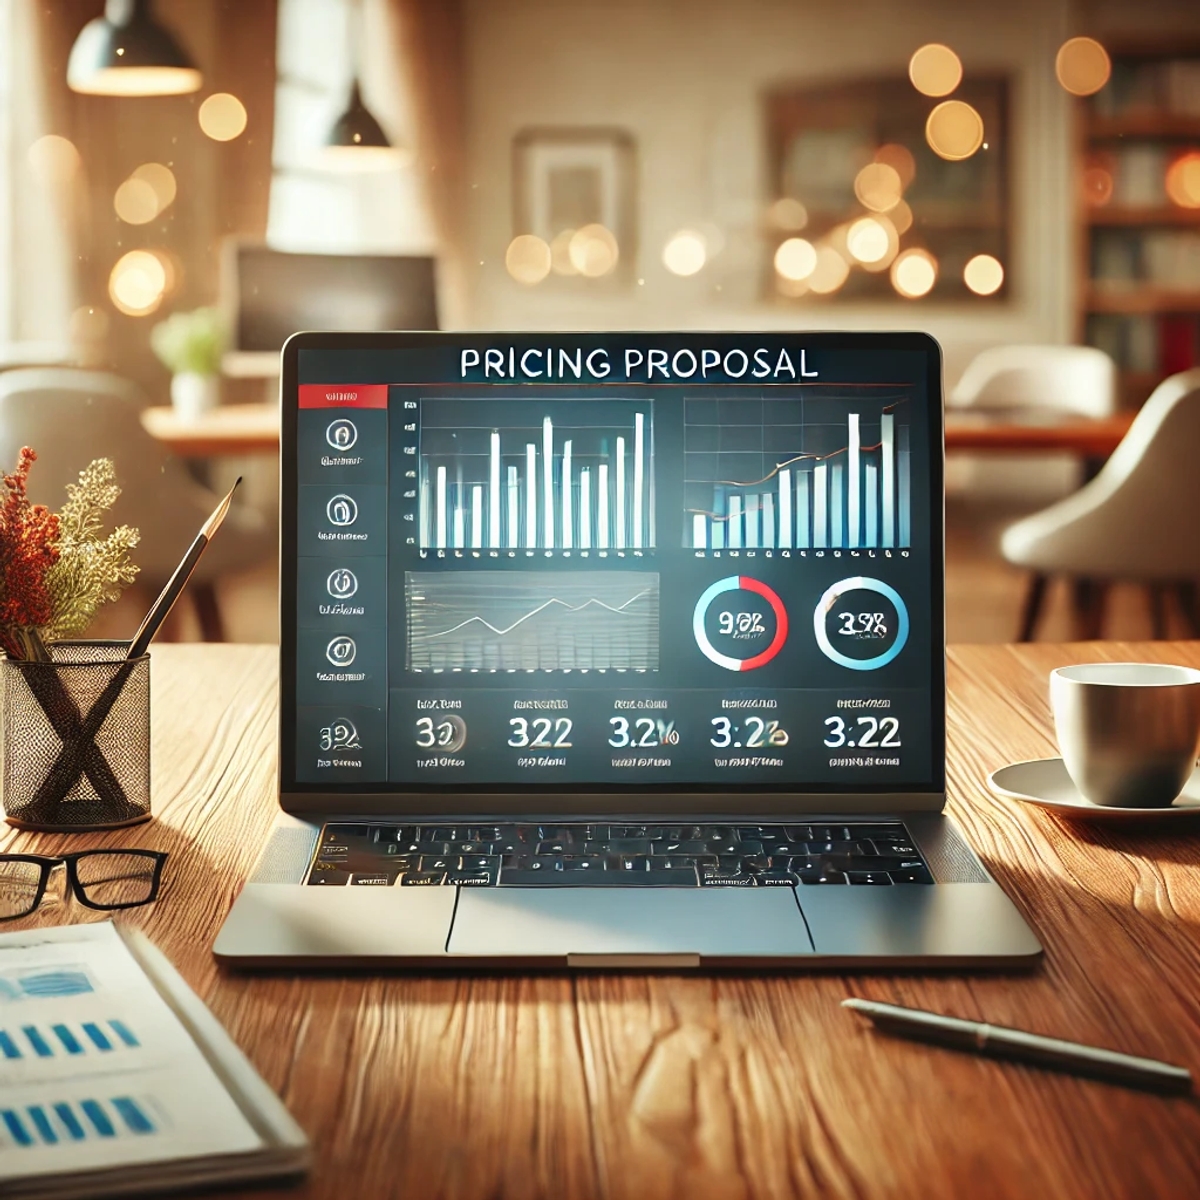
[417,398,655,552]
[683,391,912,551]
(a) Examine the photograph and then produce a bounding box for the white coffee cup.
[1050,663,1200,807]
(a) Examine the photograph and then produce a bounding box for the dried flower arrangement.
[0,449,139,661]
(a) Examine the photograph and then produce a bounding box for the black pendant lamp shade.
[68,0,202,97]
[322,79,408,169]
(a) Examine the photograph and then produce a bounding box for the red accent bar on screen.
[298,384,389,409]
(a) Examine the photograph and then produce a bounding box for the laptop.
[214,331,1042,969]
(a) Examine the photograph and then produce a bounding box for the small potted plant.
[0,449,145,830]
[150,306,225,423]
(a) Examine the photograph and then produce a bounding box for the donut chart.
[692,576,789,671]
[814,576,909,671]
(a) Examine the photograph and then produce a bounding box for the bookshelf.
[1077,46,1200,405]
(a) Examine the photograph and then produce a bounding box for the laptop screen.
[282,333,943,798]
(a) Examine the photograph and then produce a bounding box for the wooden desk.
[141,405,1139,460]
[4,641,1200,1198]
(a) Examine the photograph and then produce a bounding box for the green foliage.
[42,459,140,644]
[150,306,226,376]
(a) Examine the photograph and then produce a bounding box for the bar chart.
[418,398,655,552]
[1,1096,158,1145]
[406,571,660,672]
[683,391,912,551]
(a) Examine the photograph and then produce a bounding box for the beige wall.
[462,0,1086,384]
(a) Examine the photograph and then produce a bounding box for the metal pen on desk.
[843,999,1193,1095]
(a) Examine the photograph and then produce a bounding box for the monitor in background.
[221,242,438,377]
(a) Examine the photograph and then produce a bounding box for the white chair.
[950,344,1118,417]
[0,368,273,640]
[1001,369,1200,640]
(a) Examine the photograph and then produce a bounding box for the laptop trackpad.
[448,887,814,961]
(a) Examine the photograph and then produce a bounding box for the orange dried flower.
[0,448,62,658]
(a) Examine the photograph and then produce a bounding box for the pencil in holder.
[1,641,150,832]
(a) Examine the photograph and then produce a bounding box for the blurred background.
[2,0,1199,644]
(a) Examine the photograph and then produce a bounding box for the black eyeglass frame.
[0,850,167,921]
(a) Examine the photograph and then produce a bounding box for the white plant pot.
[170,373,219,424]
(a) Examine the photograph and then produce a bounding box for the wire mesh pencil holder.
[2,641,151,832]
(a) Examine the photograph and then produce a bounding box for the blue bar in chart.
[684,393,912,550]
[52,1023,83,1055]
[22,1025,52,1057]
[81,1099,115,1138]
[54,1103,86,1141]
[27,1106,58,1143]
[109,1020,139,1048]
[0,1030,19,1059]
[82,1022,112,1051]
[2,1110,33,1146]
[112,1097,155,1134]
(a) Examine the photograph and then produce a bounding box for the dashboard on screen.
[283,334,943,795]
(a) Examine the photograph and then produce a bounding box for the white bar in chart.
[506,466,519,549]
[633,413,645,548]
[470,485,483,548]
[598,463,610,549]
[762,493,775,549]
[831,462,844,549]
[562,440,573,550]
[435,466,447,549]
[579,467,591,549]
[881,412,895,549]
[779,469,792,549]
[488,430,501,548]
[848,412,860,549]
[899,449,911,547]
[525,443,537,549]
[797,472,810,549]
[744,495,760,548]
[692,513,707,549]
[864,462,878,547]
[711,518,725,550]
[615,437,626,549]
[453,502,465,550]
[813,463,827,548]
[542,417,554,549]
[728,495,743,549]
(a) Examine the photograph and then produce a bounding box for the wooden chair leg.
[191,581,226,642]
[1147,584,1170,640]
[1017,573,1048,642]
[1072,577,1109,640]
[1176,581,1200,638]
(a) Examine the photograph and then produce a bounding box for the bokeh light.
[854,162,903,212]
[198,93,248,141]
[964,254,1004,295]
[776,275,811,298]
[1165,153,1200,209]
[766,197,809,231]
[108,250,168,316]
[132,162,177,211]
[550,230,579,276]
[846,217,890,264]
[909,44,963,98]
[27,135,82,187]
[875,143,917,189]
[114,177,159,225]
[1082,166,1114,207]
[1055,37,1111,97]
[505,234,552,284]
[569,224,619,277]
[662,230,707,276]
[891,248,938,298]
[807,245,850,295]
[774,237,818,281]
[889,199,914,235]
[926,100,985,161]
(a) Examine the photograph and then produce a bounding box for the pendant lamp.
[68,0,202,97]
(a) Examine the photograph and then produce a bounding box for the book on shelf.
[1091,229,1200,288]
[0,922,309,1200]
[1087,313,1200,376]
[1093,56,1200,118]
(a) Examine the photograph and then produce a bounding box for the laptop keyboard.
[306,822,934,888]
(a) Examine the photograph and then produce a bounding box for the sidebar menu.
[295,384,388,783]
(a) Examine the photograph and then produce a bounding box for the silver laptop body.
[215,331,1041,970]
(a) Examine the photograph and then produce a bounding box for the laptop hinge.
[567,953,700,970]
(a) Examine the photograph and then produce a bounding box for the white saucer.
[987,758,1200,823]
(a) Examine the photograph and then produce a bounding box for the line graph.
[405,571,660,672]
[684,391,912,550]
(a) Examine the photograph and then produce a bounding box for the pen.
[842,998,1193,1095]
[127,478,242,659]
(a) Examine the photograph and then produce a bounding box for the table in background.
[4,641,1200,1199]
[141,404,1139,460]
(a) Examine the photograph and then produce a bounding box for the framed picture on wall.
[512,128,637,281]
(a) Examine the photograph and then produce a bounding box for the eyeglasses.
[0,851,167,921]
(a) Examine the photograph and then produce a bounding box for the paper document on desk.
[0,921,308,1200]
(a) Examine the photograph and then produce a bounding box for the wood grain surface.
[4,642,1200,1199]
